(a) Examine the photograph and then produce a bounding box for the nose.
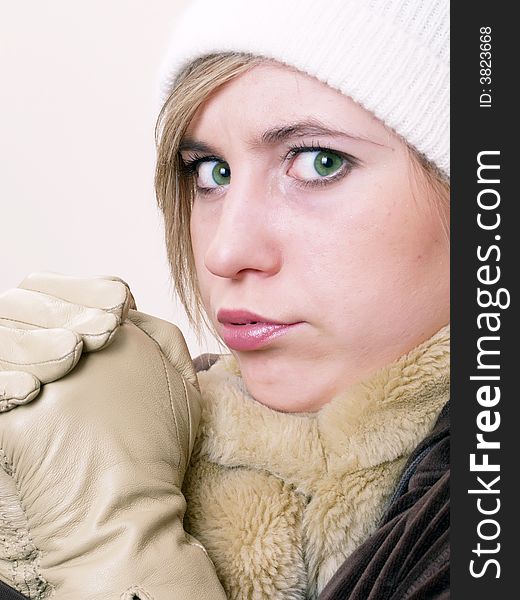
[202,175,283,280]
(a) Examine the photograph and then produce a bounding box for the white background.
[1,0,223,356]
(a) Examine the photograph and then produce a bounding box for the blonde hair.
[155,53,450,335]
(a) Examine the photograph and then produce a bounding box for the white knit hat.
[159,0,450,178]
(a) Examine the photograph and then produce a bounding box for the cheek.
[293,187,448,329]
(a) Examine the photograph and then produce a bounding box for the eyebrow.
[257,119,385,147]
[179,118,386,155]
[179,138,217,154]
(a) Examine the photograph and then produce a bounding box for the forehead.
[185,61,393,146]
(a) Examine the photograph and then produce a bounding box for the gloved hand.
[0,272,136,412]
[0,273,226,600]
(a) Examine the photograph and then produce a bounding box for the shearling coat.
[319,402,450,599]
[183,326,450,599]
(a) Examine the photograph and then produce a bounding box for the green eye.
[288,148,350,185]
[313,151,343,176]
[212,161,231,185]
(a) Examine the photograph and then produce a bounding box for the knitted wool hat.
[159,0,450,178]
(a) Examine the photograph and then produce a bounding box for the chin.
[232,342,336,411]
[238,363,325,413]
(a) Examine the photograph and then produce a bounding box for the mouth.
[216,308,303,351]
[217,308,291,326]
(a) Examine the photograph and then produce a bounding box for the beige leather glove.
[0,273,135,412]
[0,274,226,600]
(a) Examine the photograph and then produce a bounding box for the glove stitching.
[0,340,82,368]
[0,385,39,412]
[182,376,194,470]
[20,276,129,314]
[0,448,53,598]
[128,322,184,469]
[103,300,125,313]
[0,316,114,340]
[157,351,182,470]
[0,385,37,402]
[77,329,113,339]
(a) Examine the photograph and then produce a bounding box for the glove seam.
[0,317,114,340]
[182,377,193,467]
[92,297,125,314]
[0,448,53,598]
[159,350,182,470]
[0,380,40,412]
[130,323,183,470]
[0,341,82,368]
[181,376,194,473]
[21,274,131,314]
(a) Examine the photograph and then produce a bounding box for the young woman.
[0,0,449,598]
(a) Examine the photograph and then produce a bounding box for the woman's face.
[184,62,449,412]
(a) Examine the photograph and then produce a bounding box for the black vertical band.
[451,3,517,597]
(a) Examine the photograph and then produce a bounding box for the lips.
[216,309,302,351]
[217,309,287,326]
